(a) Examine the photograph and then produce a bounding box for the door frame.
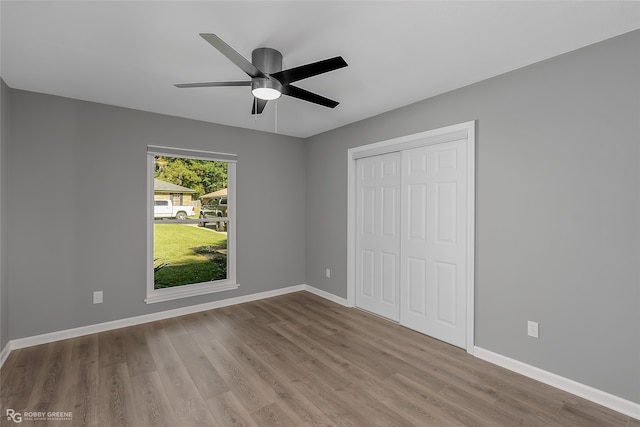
[347,121,476,354]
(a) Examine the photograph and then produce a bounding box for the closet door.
[400,140,468,347]
[355,152,401,321]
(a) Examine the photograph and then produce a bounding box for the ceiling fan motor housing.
[251,47,283,75]
[251,47,284,100]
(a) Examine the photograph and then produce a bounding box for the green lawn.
[154,224,227,288]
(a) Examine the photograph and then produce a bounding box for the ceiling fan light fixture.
[251,78,282,101]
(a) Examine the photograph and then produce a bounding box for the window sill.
[145,281,239,304]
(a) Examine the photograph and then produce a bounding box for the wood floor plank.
[269,321,352,373]
[322,360,459,427]
[0,347,21,393]
[335,381,425,427]
[196,336,273,413]
[176,311,215,337]
[555,401,631,427]
[262,351,311,383]
[299,354,417,427]
[68,334,100,427]
[298,357,351,391]
[242,300,283,324]
[217,304,255,321]
[628,416,640,427]
[98,329,126,368]
[129,371,179,427]
[25,339,75,414]
[144,321,221,425]
[218,317,284,359]
[386,372,501,426]
[227,340,334,427]
[98,363,138,426]
[207,391,259,427]
[122,325,157,378]
[237,317,312,363]
[1,291,635,426]
[438,384,525,426]
[154,363,220,425]
[1,347,47,413]
[251,402,299,427]
[252,299,310,328]
[290,369,372,427]
[297,323,396,380]
[143,325,182,372]
[155,316,190,339]
[299,299,358,333]
[169,329,230,400]
[267,298,319,329]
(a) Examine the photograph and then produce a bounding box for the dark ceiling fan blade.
[200,33,265,78]
[281,85,339,108]
[174,81,251,88]
[251,98,268,115]
[271,56,347,85]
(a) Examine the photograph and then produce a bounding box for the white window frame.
[146,145,238,304]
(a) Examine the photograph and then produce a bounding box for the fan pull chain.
[254,98,258,124]
[275,100,278,134]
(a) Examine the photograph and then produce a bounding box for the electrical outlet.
[325,268,331,278]
[93,291,103,304]
[527,321,539,338]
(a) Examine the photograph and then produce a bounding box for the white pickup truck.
[154,199,194,220]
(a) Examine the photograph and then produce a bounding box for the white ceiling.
[1,1,639,138]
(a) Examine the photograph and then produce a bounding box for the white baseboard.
[305,285,350,307]
[0,341,10,368]
[474,346,640,420]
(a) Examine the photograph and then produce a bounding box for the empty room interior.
[1,1,639,426]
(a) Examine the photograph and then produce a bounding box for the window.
[146,146,237,304]
[170,193,183,205]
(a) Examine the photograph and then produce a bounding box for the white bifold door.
[355,152,402,321]
[355,139,468,348]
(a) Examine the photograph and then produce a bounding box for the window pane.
[153,222,228,288]
[153,155,229,289]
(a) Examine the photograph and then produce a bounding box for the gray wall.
[0,79,9,351]
[305,30,640,403]
[6,91,306,340]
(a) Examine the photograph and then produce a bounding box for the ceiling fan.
[175,34,348,115]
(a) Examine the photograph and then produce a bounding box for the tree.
[155,156,227,198]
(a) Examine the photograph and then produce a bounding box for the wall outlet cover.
[93,291,103,304]
[527,321,539,338]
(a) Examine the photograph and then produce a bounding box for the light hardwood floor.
[1,291,638,426]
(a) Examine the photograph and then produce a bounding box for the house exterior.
[199,187,227,204]
[153,178,196,206]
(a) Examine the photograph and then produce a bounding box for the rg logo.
[6,409,22,423]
